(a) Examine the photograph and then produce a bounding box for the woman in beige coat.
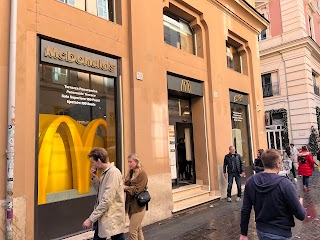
[124,153,148,240]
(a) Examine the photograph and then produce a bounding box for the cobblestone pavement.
[143,169,320,240]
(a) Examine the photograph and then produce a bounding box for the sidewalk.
[142,170,320,240]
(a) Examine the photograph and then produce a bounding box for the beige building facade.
[0,0,267,239]
[256,0,320,151]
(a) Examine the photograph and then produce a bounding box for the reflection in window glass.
[180,100,190,116]
[52,67,68,84]
[59,0,75,6]
[38,64,116,205]
[163,13,194,54]
[230,103,250,169]
[57,0,115,22]
[168,98,191,117]
[226,43,242,73]
[97,0,114,21]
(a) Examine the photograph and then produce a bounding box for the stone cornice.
[206,0,268,34]
[260,37,320,60]
[255,0,269,8]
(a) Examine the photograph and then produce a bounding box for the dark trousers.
[227,172,241,198]
[291,162,296,178]
[302,176,310,187]
[93,225,125,240]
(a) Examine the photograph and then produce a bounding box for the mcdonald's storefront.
[0,0,268,239]
[37,39,122,239]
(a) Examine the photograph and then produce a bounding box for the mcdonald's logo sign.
[181,79,192,93]
[38,114,108,204]
[234,94,244,103]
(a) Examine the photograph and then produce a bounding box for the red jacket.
[297,150,314,176]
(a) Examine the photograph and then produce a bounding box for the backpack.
[300,155,306,164]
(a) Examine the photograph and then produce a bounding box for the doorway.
[176,122,195,186]
[266,125,285,153]
[168,98,196,188]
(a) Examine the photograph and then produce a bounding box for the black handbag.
[135,189,151,207]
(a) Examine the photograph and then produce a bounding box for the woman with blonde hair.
[123,153,148,240]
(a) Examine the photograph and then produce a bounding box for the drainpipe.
[280,52,294,143]
[5,0,18,239]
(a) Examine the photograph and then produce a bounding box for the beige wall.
[257,0,320,147]
[0,0,267,239]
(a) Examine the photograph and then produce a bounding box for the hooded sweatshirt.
[240,173,306,237]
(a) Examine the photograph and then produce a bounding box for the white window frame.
[97,0,110,20]
[59,0,75,6]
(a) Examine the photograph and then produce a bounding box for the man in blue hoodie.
[240,149,306,240]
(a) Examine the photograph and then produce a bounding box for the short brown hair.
[261,149,280,169]
[258,149,264,156]
[88,147,109,163]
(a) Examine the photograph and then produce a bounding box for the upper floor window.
[59,0,75,6]
[313,72,320,96]
[262,73,280,98]
[258,14,267,41]
[308,15,314,39]
[163,12,195,55]
[57,0,118,24]
[226,42,243,73]
[258,29,267,41]
[97,0,114,21]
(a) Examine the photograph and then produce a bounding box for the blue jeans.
[93,225,125,240]
[257,230,291,240]
[302,176,310,187]
[227,172,241,198]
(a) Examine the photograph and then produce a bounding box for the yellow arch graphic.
[81,118,108,196]
[38,115,108,205]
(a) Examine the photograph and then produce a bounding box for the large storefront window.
[39,64,116,205]
[229,91,252,175]
[37,39,119,239]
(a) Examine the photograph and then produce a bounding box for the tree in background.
[308,126,320,156]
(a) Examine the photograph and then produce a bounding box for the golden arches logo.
[181,80,191,93]
[233,94,244,103]
[38,114,107,204]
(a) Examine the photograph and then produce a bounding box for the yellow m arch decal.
[38,114,108,204]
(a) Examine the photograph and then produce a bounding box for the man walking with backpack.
[239,149,306,240]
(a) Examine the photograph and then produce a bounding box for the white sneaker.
[294,178,297,182]
[227,197,232,202]
[236,197,241,202]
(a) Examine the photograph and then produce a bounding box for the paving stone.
[143,170,320,240]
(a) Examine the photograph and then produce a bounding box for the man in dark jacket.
[240,149,306,240]
[223,146,245,202]
[253,149,264,173]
